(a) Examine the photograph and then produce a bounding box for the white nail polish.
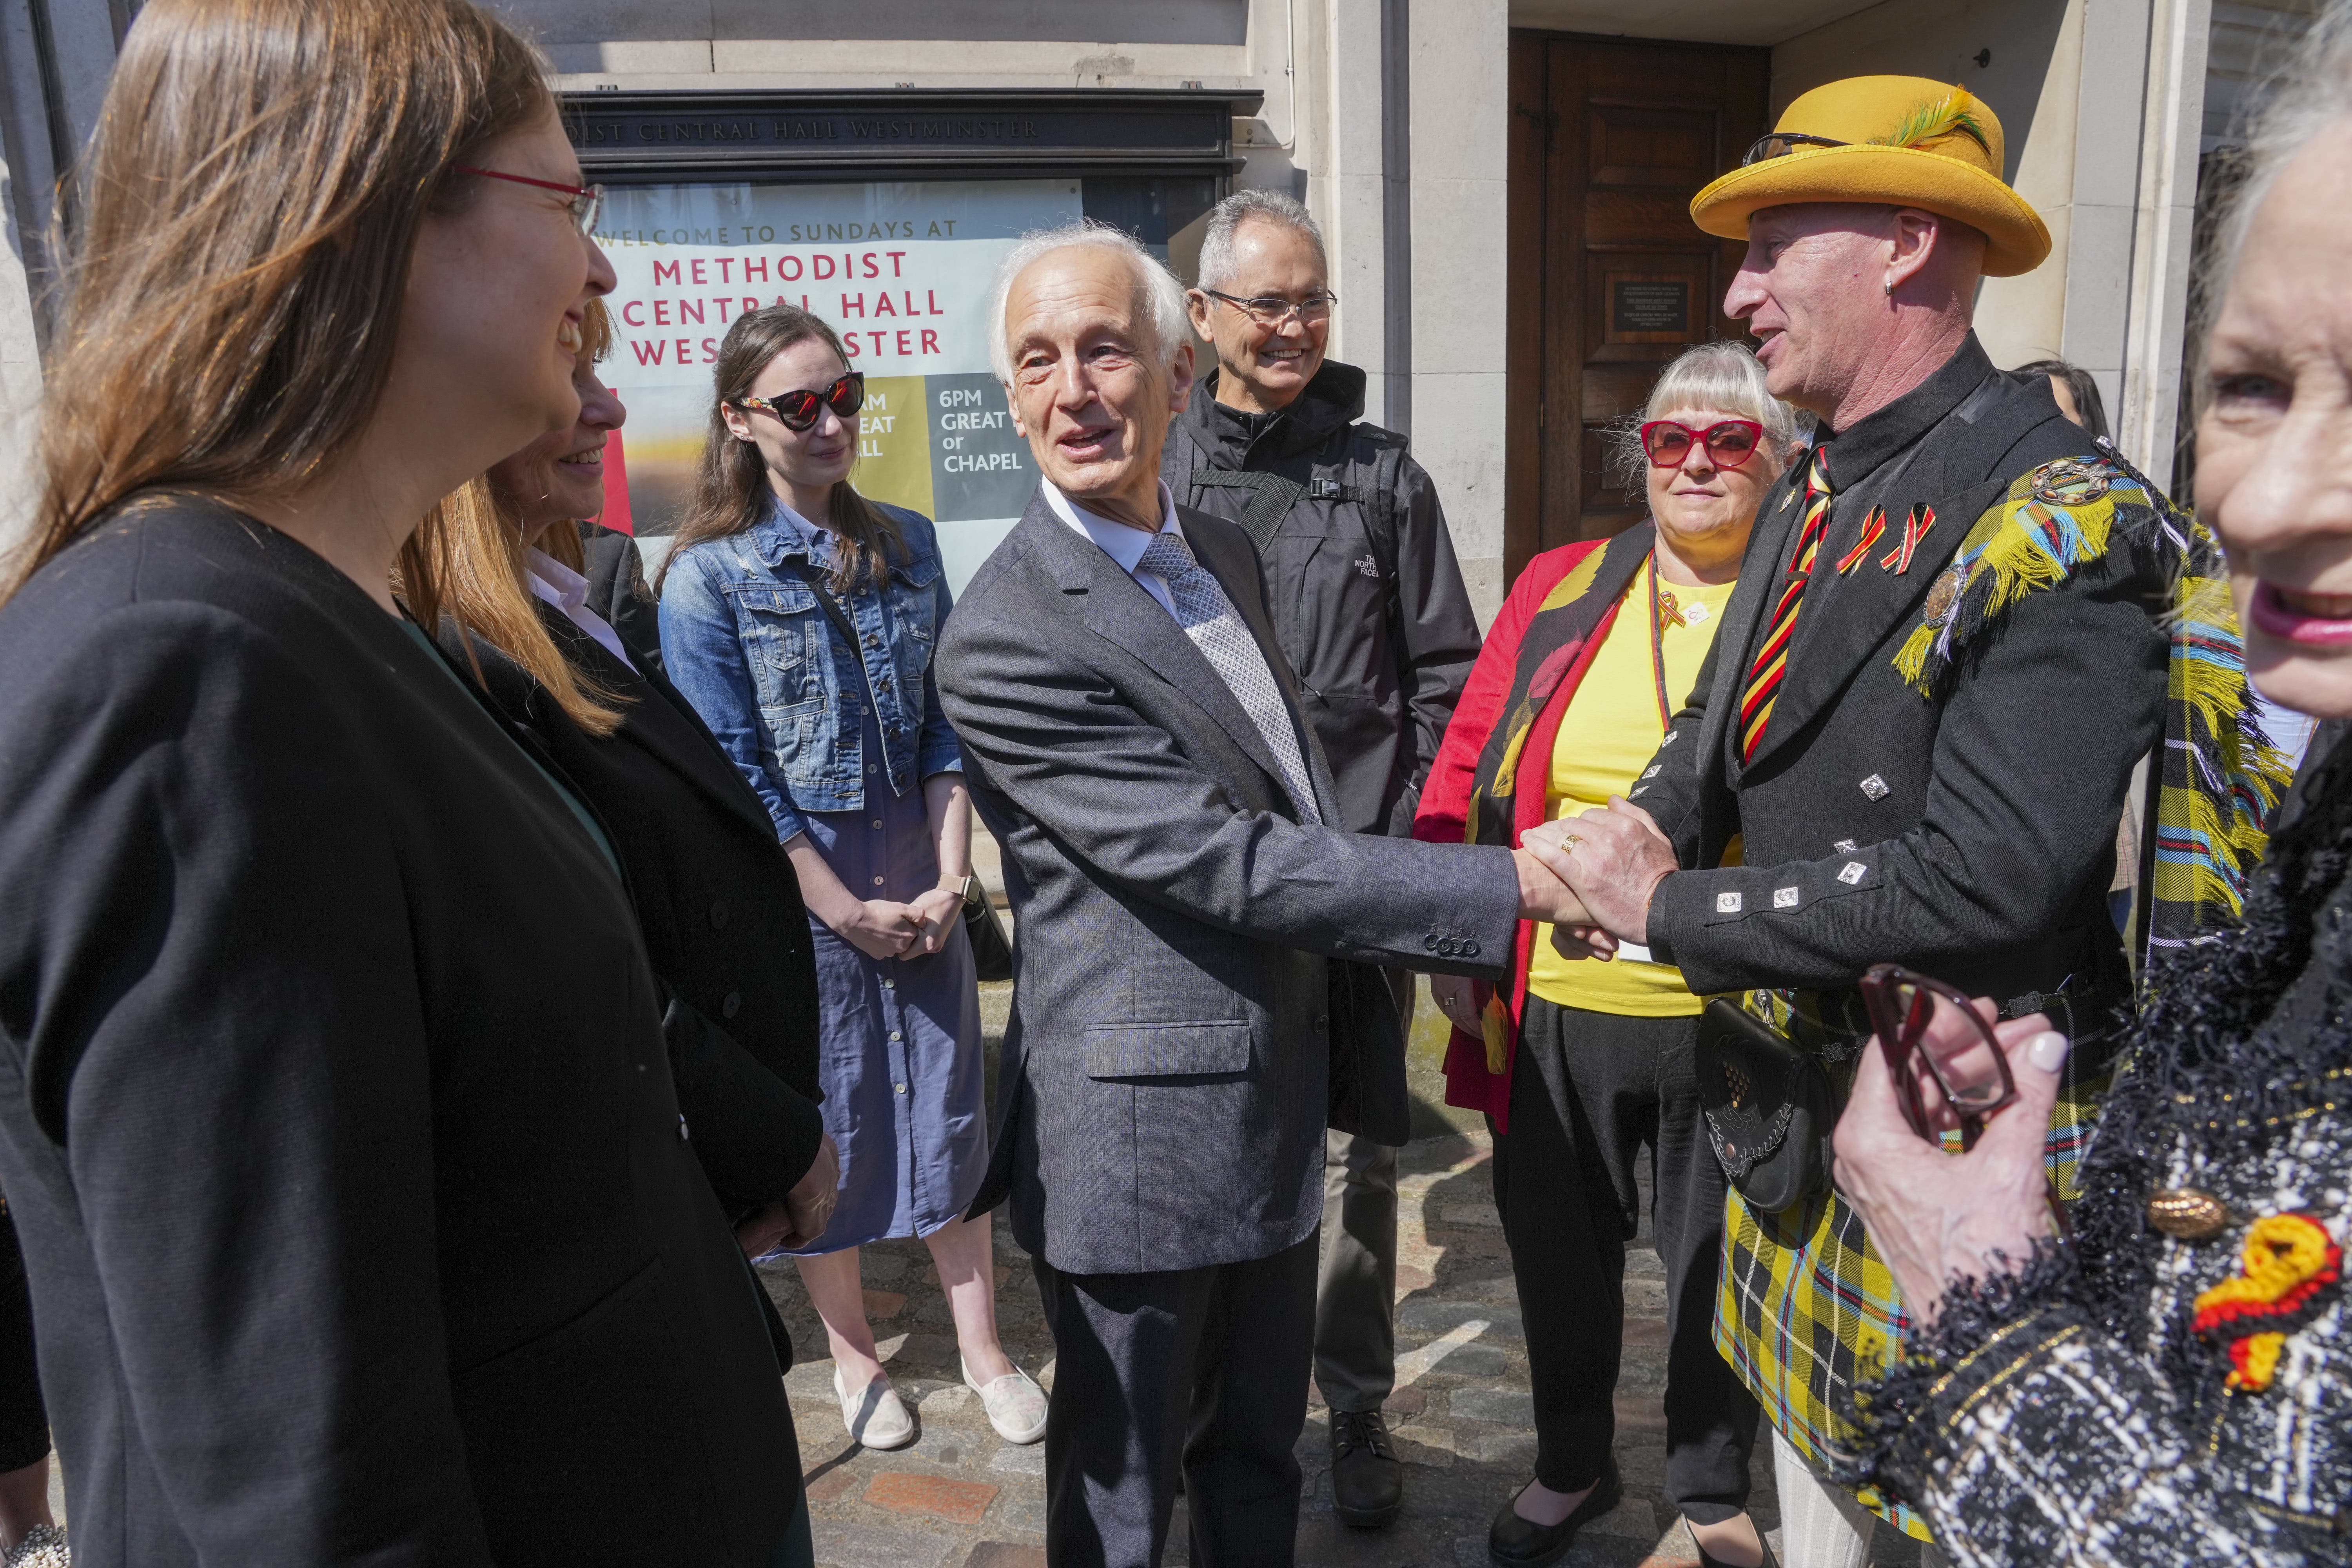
[2025,1030,2070,1072]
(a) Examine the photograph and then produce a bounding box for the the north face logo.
[1356,555,1380,579]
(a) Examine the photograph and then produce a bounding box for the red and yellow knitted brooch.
[2191,1214,2341,1392]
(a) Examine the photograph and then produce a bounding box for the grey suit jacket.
[936,493,1517,1276]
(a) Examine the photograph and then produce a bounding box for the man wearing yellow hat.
[1517,76,2277,1568]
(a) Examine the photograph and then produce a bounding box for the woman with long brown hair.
[0,2,807,1562]
[659,304,1045,1452]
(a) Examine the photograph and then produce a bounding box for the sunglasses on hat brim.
[1740,132,1851,166]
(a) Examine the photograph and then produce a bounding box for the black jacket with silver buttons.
[1637,335,2166,1033]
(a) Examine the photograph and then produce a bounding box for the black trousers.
[1490,997,1757,1523]
[1033,1232,1319,1568]
[0,1206,47,1473]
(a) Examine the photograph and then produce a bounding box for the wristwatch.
[940,874,975,901]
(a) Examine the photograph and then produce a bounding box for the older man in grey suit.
[936,222,1582,1568]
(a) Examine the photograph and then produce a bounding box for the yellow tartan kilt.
[1710,993,2114,1543]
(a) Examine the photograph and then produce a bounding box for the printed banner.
[599,179,1083,590]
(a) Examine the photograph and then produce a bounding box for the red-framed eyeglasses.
[733,372,866,433]
[1640,418,1765,471]
[1857,964,2020,1151]
[452,165,604,236]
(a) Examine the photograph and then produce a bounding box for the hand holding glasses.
[1857,964,2022,1151]
[734,371,867,433]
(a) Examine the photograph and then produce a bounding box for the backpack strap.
[1183,468,1317,555]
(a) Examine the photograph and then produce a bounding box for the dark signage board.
[566,87,1262,184]
[1612,279,1690,336]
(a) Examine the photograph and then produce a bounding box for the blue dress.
[659,502,986,1254]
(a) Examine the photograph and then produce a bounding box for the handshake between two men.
[1510,797,1681,958]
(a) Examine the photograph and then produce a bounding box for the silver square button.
[1859,774,1890,801]
[1838,861,1867,885]
[1773,886,1800,909]
[1833,838,1857,853]
[1716,891,1742,913]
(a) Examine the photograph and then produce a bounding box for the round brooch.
[1921,566,1965,626]
[2031,459,2112,506]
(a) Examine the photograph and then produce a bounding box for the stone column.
[1407,0,1508,626]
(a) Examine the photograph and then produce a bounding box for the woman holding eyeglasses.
[658,303,1044,1454]
[1418,342,1800,1568]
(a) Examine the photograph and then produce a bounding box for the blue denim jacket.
[659,500,961,844]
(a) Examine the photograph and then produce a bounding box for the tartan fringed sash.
[1458,523,1656,1071]
[2140,502,2292,950]
[1884,443,2289,951]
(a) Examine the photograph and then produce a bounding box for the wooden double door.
[1505,33,1770,581]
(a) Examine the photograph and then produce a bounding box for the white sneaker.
[962,1355,1048,1444]
[833,1364,916,1450]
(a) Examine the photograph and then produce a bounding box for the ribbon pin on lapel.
[2191,1213,2341,1392]
[1880,504,1936,575]
[1834,508,1888,575]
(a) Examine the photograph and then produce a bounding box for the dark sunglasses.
[1740,132,1851,165]
[1858,964,2019,1151]
[733,372,865,433]
[1640,418,1764,471]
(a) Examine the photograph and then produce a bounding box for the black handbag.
[961,881,1013,984]
[1695,998,1837,1212]
[775,552,1011,981]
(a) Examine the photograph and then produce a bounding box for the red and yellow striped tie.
[1737,445,1833,762]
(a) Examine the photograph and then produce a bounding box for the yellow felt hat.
[1689,76,2050,277]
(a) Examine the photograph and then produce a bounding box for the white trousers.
[1772,1430,1950,1568]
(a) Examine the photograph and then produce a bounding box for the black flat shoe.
[1689,1516,1779,1568]
[1329,1408,1404,1528]
[1487,1456,1622,1568]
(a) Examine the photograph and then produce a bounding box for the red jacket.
[1412,540,1625,1133]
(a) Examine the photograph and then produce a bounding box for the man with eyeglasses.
[1162,188,1483,1533]
[1510,76,2275,1568]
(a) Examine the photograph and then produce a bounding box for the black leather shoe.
[1487,1457,1622,1568]
[1329,1408,1405,1528]
[1689,1516,1779,1568]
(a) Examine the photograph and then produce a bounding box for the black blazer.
[437,597,827,1222]
[579,521,665,673]
[0,499,798,1566]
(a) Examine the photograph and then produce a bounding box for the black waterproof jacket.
[1161,361,1483,837]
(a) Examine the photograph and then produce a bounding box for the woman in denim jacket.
[660,305,1045,1452]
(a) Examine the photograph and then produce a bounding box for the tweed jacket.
[1846,733,2352,1566]
[935,492,1518,1276]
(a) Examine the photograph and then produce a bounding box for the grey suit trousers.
[1034,1235,1320,1568]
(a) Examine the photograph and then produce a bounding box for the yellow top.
[1527,558,1737,1016]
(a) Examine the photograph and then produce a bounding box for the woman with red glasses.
[657,305,1045,1455]
[1417,342,1801,1568]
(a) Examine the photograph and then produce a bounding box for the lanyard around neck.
[1646,555,1688,730]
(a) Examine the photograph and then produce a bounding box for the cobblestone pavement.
[765,979,1927,1568]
